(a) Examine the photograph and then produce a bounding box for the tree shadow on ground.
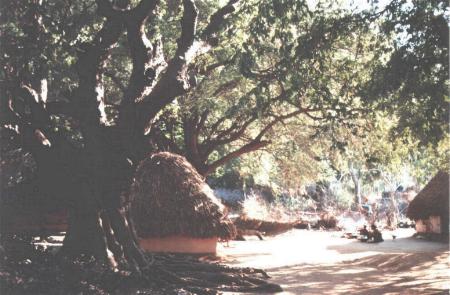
[327,236,448,255]
[268,249,449,295]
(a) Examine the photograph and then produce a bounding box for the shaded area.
[0,241,281,295]
[327,236,448,255]
[269,252,449,295]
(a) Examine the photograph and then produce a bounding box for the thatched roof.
[407,171,449,220]
[130,152,236,239]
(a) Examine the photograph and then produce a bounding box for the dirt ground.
[218,229,449,294]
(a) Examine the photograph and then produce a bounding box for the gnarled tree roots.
[0,238,282,294]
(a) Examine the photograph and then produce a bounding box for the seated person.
[370,224,384,243]
[358,225,370,241]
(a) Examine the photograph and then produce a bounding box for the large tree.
[1,0,240,269]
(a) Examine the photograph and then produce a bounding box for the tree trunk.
[61,198,112,264]
[56,140,149,270]
[58,151,117,265]
[62,206,149,271]
[388,192,399,229]
[350,169,362,206]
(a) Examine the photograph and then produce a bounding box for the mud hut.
[407,171,449,236]
[129,152,236,254]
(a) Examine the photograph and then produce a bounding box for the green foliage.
[363,0,449,145]
[173,0,448,200]
[2,0,446,204]
[1,0,100,99]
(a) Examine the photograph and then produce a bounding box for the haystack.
[130,152,236,253]
[407,171,449,235]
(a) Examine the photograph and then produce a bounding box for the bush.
[241,193,317,222]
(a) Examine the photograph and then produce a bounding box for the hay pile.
[130,152,236,240]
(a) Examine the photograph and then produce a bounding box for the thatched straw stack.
[407,171,449,220]
[130,152,236,240]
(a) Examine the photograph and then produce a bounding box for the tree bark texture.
[350,169,362,206]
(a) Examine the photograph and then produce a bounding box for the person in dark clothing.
[370,224,384,243]
[358,225,370,242]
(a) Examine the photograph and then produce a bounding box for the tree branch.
[135,0,240,134]
[197,109,209,130]
[73,0,129,127]
[201,0,239,42]
[203,140,270,176]
[254,109,304,142]
[211,114,258,146]
[128,0,158,21]
[4,84,53,149]
[199,108,305,174]
[176,0,198,55]
[122,0,159,104]
[212,78,241,96]
[97,0,127,18]
[197,56,236,76]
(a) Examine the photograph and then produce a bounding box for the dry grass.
[241,194,301,223]
[130,152,236,239]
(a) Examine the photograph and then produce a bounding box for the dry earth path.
[218,229,449,294]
